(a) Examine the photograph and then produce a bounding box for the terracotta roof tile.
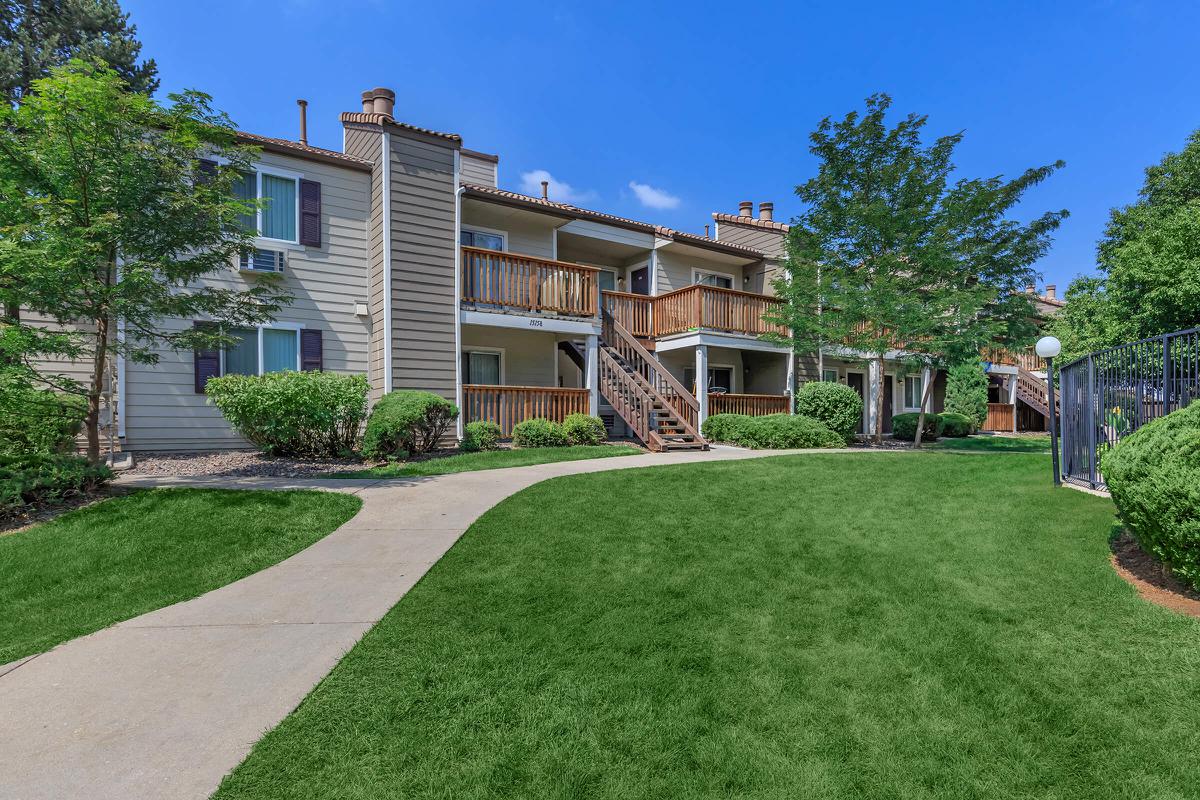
[711,211,790,232]
[338,112,462,143]
[236,131,373,170]
[462,183,764,259]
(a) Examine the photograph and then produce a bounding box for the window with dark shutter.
[299,179,321,247]
[300,329,323,372]
[196,159,218,184]
[193,321,221,392]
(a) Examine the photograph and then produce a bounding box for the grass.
[0,488,360,664]
[215,451,1200,799]
[329,444,641,478]
[929,433,1051,452]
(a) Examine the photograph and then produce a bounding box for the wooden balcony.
[708,393,790,416]
[601,290,652,338]
[461,247,600,318]
[652,285,787,338]
[983,347,1043,372]
[462,384,590,436]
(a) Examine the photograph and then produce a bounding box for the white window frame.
[219,322,305,376]
[462,346,505,385]
[822,368,839,383]
[692,268,737,289]
[903,374,923,410]
[595,267,619,293]
[251,164,303,247]
[461,225,508,252]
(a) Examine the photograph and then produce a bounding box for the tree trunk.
[874,355,885,445]
[1,302,18,367]
[86,315,110,464]
[912,368,937,448]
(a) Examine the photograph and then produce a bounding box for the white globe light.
[1035,336,1062,359]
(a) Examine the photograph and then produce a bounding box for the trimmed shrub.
[562,413,607,446]
[892,412,944,442]
[725,413,843,450]
[701,413,749,443]
[796,381,863,443]
[0,382,86,458]
[939,412,974,438]
[512,418,568,448]
[362,390,459,459]
[1104,402,1200,591]
[944,363,989,429]
[1,454,111,520]
[461,420,502,452]
[207,371,369,457]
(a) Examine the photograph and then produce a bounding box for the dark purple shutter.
[300,329,323,372]
[196,159,218,184]
[193,321,220,392]
[299,179,321,247]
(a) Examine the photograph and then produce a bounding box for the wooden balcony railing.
[983,347,1042,372]
[652,285,787,338]
[601,290,652,338]
[708,393,790,416]
[461,247,600,318]
[462,385,590,436]
[982,402,1015,432]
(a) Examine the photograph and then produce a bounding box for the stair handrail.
[1016,366,1055,414]
[598,346,651,444]
[601,308,703,436]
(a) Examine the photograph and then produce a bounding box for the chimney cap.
[738,200,753,217]
[758,201,774,221]
[363,87,396,120]
[540,180,549,200]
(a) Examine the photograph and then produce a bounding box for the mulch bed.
[1,487,128,536]
[1110,529,1200,618]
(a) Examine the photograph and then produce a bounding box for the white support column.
[585,334,599,416]
[785,352,796,414]
[1008,373,1019,432]
[922,367,933,413]
[696,344,709,427]
[867,359,882,433]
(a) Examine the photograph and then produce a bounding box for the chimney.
[296,99,308,145]
[370,87,395,120]
[704,224,711,238]
[540,180,549,200]
[1026,283,1036,294]
[738,200,753,217]
[360,90,374,113]
[1045,284,1056,301]
[758,202,773,221]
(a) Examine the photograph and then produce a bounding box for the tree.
[944,362,989,430]
[0,0,158,104]
[768,94,1066,445]
[1049,129,1200,358]
[0,61,290,462]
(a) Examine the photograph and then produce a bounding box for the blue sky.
[125,0,1200,292]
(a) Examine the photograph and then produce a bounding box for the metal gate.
[1058,327,1200,489]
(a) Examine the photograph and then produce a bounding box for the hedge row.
[1,455,112,521]
[701,413,843,449]
[512,414,608,448]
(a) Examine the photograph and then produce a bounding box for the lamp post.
[1036,336,1062,486]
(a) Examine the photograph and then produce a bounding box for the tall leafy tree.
[768,94,1067,444]
[1050,129,1200,358]
[0,61,290,461]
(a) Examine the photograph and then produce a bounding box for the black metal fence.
[1058,327,1200,489]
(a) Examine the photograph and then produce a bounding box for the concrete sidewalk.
[0,446,880,800]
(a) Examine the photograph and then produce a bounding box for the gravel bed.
[125,451,368,479]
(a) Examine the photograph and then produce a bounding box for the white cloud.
[628,181,681,210]
[519,169,595,203]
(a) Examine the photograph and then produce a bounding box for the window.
[694,270,734,289]
[233,169,300,243]
[222,326,301,376]
[822,369,839,383]
[904,375,924,409]
[461,229,505,251]
[597,269,617,293]
[463,350,502,385]
[684,367,733,393]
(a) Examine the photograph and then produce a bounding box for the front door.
[631,266,649,296]
[883,375,894,434]
[846,372,866,433]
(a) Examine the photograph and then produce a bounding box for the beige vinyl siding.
[122,150,372,451]
[461,326,562,388]
[557,219,655,250]
[344,125,387,401]
[655,250,748,294]
[461,203,556,259]
[460,152,497,187]
[387,130,458,400]
[714,222,786,258]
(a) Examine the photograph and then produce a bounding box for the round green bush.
[795,381,863,443]
[892,412,944,442]
[939,412,974,438]
[511,418,567,448]
[701,413,749,442]
[0,379,86,458]
[726,413,843,449]
[562,413,607,446]
[0,454,111,520]
[461,420,502,452]
[1103,402,1200,591]
[207,371,369,457]
[362,390,459,460]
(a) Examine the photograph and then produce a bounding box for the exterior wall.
[460,325,561,388]
[460,152,497,187]
[743,350,787,394]
[343,125,387,401]
[656,346,746,394]
[387,129,459,400]
[461,203,556,259]
[122,150,372,451]
[655,250,748,295]
[714,221,786,258]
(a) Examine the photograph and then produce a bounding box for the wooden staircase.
[599,310,707,452]
[1016,366,1057,418]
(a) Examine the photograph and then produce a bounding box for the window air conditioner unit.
[239,248,285,274]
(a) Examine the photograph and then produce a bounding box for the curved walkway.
[0,446,885,800]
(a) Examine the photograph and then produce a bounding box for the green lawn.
[0,488,360,664]
[330,444,641,479]
[929,433,1051,452]
[214,452,1200,800]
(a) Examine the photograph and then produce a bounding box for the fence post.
[1086,355,1097,489]
[1161,333,1172,416]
